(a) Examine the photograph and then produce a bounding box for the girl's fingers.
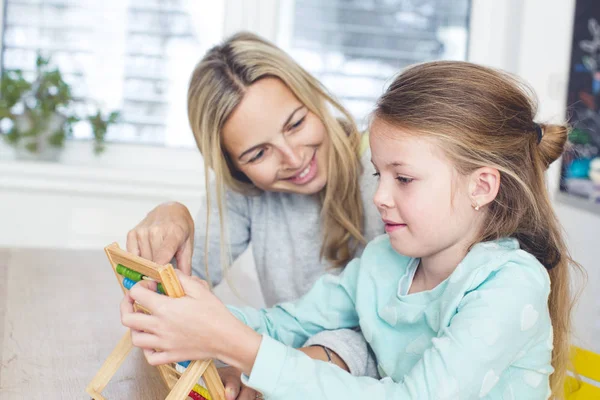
[120,291,136,314]
[175,270,209,296]
[130,330,162,350]
[128,281,164,312]
[121,310,157,333]
[143,347,176,366]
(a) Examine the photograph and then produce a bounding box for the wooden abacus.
[86,242,226,400]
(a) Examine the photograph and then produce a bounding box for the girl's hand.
[126,202,195,275]
[120,271,262,373]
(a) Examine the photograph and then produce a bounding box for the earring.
[472,202,480,211]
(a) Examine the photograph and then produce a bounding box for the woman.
[127,32,382,398]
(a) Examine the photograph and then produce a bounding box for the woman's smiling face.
[222,77,330,195]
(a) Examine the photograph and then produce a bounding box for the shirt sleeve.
[302,328,379,378]
[242,260,552,399]
[191,180,251,286]
[227,258,362,350]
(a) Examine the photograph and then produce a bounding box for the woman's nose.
[280,144,303,170]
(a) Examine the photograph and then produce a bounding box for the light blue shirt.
[229,235,554,399]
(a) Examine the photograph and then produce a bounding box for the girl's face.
[222,77,329,195]
[370,118,478,262]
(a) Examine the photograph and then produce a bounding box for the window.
[1,0,206,147]
[1,0,470,147]
[282,0,471,126]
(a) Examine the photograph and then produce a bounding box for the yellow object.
[565,346,600,399]
[193,383,212,400]
[359,132,370,156]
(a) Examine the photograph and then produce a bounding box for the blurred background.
[0,0,598,361]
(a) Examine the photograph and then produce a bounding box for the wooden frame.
[86,242,225,400]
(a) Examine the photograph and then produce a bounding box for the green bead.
[116,264,143,281]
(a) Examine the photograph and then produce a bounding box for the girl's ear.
[468,167,500,210]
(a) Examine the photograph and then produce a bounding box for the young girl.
[125,32,382,396]
[121,61,575,399]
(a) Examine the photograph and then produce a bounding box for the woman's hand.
[218,346,348,399]
[120,271,262,373]
[126,202,195,275]
[220,366,262,400]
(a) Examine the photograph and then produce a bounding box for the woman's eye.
[396,176,414,184]
[289,116,305,130]
[372,172,380,178]
[249,149,265,162]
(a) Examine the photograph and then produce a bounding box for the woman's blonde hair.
[375,61,580,397]
[188,32,365,279]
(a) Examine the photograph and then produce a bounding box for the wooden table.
[0,247,169,399]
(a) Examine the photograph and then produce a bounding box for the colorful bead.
[116,264,143,281]
[122,277,136,290]
[188,389,208,400]
[192,383,211,400]
[117,264,164,294]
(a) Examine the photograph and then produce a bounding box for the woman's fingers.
[238,386,261,400]
[175,239,194,276]
[219,367,242,400]
[136,228,154,261]
[125,202,194,267]
[126,229,141,256]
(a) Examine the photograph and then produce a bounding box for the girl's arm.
[226,257,362,349]
[191,181,251,286]
[240,261,552,399]
[120,258,362,376]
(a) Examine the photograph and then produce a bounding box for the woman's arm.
[191,182,251,286]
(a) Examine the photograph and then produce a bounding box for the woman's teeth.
[297,165,311,179]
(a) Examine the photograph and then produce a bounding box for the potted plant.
[88,109,121,155]
[0,53,120,161]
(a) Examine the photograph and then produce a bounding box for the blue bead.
[123,277,136,290]
[178,360,190,368]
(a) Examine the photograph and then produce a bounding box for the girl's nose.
[373,179,393,209]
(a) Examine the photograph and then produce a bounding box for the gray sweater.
[192,149,383,376]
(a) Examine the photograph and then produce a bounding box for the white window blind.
[1,0,470,146]
[283,0,471,125]
[1,0,203,146]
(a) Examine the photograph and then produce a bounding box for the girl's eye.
[372,172,380,178]
[249,149,265,163]
[396,176,414,184]
[289,116,305,130]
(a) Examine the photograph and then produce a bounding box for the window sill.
[0,140,205,200]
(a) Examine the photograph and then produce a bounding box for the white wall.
[0,140,205,248]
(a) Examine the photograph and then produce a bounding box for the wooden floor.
[0,247,168,399]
